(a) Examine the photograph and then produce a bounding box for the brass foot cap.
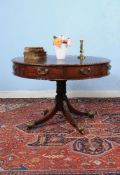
[78,128,84,135]
[26,121,35,130]
[86,111,95,118]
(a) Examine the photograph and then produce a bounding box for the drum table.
[12,55,111,134]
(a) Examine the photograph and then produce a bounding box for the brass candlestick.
[78,40,85,61]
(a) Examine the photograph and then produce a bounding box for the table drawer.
[13,64,64,79]
[64,64,109,79]
[35,66,64,79]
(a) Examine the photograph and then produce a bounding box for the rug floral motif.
[0,98,120,175]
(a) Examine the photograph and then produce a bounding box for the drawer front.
[13,64,64,80]
[64,64,109,80]
[35,66,64,79]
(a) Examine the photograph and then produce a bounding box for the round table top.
[12,55,111,80]
[12,55,110,66]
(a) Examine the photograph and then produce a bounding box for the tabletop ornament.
[24,47,47,63]
[53,35,71,59]
[78,39,85,62]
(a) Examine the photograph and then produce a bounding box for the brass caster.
[41,110,49,116]
[86,111,95,118]
[43,110,49,116]
[26,121,35,130]
[78,128,84,135]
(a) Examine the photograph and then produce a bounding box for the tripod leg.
[63,101,84,134]
[27,104,57,129]
[66,98,95,118]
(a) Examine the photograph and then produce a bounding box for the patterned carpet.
[0,98,120,175]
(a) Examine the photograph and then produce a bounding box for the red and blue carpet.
[0,98,120,175]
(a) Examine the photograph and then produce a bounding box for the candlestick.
[78,39,85,61]
[80,39,83,53]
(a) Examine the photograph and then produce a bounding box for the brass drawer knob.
[37,67,49,75]
[107,64,111,70]
[13,64,17,71]
[79,67,91,75]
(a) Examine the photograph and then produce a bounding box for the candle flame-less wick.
[78,39,85,61]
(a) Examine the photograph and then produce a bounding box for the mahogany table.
[12,55,111,134]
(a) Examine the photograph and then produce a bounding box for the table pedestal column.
[27,80,94,134]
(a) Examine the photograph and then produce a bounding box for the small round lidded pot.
[53,35,71,59]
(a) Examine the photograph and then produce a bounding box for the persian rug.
[0,98,120,175]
